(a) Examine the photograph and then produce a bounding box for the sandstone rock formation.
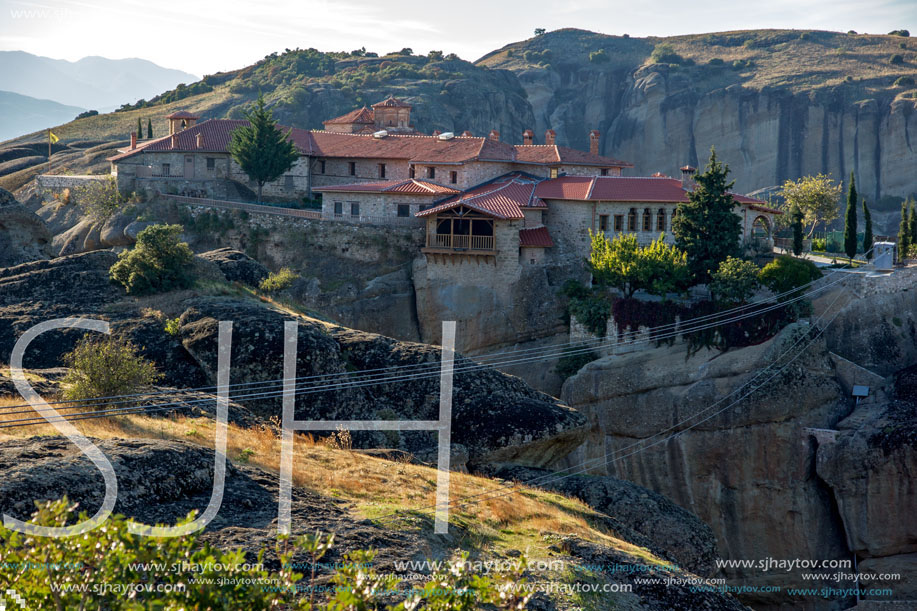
[0,187,53,266]
[816,367,917,602]
[0,250,587,469]
[558,324,856,607]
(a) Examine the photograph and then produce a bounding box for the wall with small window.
[318,191,435,224]
[311,158,411,187]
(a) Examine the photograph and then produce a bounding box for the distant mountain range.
[0,90,85,141]
[0,51,197,139]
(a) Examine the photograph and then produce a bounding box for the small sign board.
[852,385,870,398]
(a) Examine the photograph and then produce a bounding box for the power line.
[1,272,852,425]
[0,261,853,414]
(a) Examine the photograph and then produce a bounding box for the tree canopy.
[229,95,299,202]
[588,231,689,299]
[780,174,842,237]
[672,147,742,284]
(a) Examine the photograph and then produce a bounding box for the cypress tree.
[137,117,143,139]
[862,199,873,259]
[898,199,911,259]
[147,118,153,139]
[791,205,805,256]
[843,172,858,261]
[910,199,917,249]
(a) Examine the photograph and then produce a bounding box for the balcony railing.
[426,234,495,251]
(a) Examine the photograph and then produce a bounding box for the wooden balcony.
[423,233,496,255]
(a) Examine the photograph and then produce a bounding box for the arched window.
[627,208,637,232]
[642,208,652,231]
[657,208,666,232]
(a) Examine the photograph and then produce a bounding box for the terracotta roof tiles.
[312,179,460,195]
[519,226,554,248]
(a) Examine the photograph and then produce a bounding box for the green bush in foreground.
[710,256,760,305]
[0,499,532,610]
[110,224,194,295]
[61,335,161,407]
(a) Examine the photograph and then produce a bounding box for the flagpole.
[47,129,51,174]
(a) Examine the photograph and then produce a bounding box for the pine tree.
[137,117,143,140]
[862,199,873,259]
[791,205,805,256]
[228,95,299,202]
[147,118,153,139]
[671,147,742,284]
[843,172,858,261]
[898,199,911,258]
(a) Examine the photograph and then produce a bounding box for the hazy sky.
[1,0,915,76]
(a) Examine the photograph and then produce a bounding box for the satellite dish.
[372,130,388,139]
[438,132,455,141]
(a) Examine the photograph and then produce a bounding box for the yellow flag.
[49,130,59,144]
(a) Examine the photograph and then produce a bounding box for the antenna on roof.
[372,130,388,139]
[438,132,455,141]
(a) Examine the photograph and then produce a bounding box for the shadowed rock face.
[176,297,588,468]
[816,370,917,602]
[0,250,588,469]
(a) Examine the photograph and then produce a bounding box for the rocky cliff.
[556,271,917,608]
[480,29,917,224]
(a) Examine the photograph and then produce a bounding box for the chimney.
[522,129,534,146]
[680,165,696,190]
[171,133,179,149]
[130,131,137,150]
[488,129,500,141]
[195,132,204,148]
[461,130,473,137]
[589,130,600,155]
[545,129,556,146]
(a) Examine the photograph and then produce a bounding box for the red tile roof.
[535,176,770,206]
[313,179,460,195]
[519,226,554,248]
[109,118,633,170]
[416,174,543,220]
[323,106,375,126]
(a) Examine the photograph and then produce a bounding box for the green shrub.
[72,176,124,221]
[110,224,194,295]
[890,54,905,65]
[758,255,822,300]
[812,237,827,252]
[2,499,533,610]
[707,57,725,66]
[589,49,609,63]
[888,29,910,37]
[61,334,161,407]
[164,317,181,336]
[894,75,915,87]
[259,267,300,293]
[650,43,683,64]
[710,256,760,305]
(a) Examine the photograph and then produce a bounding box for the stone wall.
[36,174,108,194]
[319,192,432,224]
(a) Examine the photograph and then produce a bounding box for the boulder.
[198,247,269,287]
[175,297,588,467]
[99,212,135,248]
[0,187,53,266]
[487,464,719,576]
